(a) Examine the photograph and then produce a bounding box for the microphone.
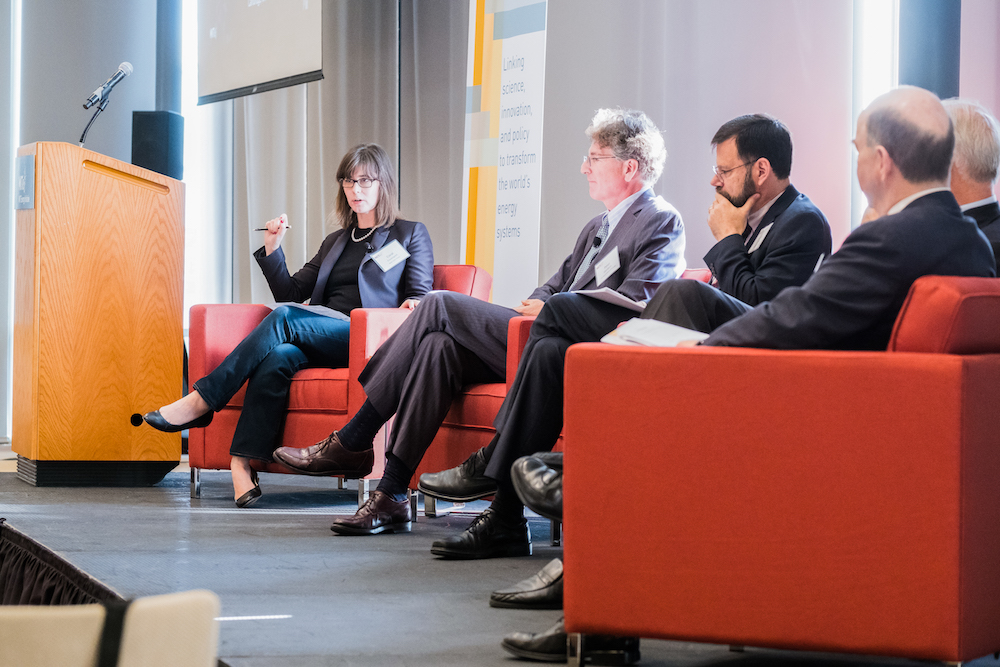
[83,62,133,109]
[592,236,602,248]
[365,243,374,253]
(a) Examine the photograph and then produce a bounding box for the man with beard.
[420,114,830,557]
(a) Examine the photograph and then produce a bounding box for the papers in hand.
[572,287,646,312]
[601,318,709,347]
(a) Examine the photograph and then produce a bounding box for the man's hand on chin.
[708,192,760,241]
[513,299,544,316]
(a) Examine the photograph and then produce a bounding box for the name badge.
[370,239,410,272]
[593,246,621,286]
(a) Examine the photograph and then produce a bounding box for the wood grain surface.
[13,142,185,462]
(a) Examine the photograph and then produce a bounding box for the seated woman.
[143,143,433,507]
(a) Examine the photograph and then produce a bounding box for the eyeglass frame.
[340,176,378,189]
[712,160,756,179]
[582,154,619,167]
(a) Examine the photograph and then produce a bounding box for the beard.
[717,168,757,207]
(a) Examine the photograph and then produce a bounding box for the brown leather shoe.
[331,490,412,536]
[273,431,374,477]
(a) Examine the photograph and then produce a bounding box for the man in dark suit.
[498,86,997,664]
[273,108,686,544]
[943,98,1000,258]
[420,114,831,558]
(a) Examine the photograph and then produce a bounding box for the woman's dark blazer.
[253,219,434,309]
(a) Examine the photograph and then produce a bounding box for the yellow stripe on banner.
[473,0,486,88]
[475,166,497,278]
[466,167,478,265]
[481,12,496,126]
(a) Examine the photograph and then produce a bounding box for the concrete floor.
[0,450,997,666]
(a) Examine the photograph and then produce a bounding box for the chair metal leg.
[358,479,373,506]
[336,476,344,490]
[567,633,583,667]
[409,490,419,521]
[423,496,465,517]
[551,520,561,547]
[190,468,201,499]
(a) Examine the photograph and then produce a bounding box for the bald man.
[943,98,1000,258]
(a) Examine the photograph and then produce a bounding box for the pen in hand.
[255,213,289,231]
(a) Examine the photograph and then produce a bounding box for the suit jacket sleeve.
[401,221,434,300]
[612,205,685,302]
[703,194,831,306]
[253,235,335,303]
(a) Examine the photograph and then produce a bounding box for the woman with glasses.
[143,143,433,507]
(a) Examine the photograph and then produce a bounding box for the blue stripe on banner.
[493,2,547,40]
[466,86,482,114]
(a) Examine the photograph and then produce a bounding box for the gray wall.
[20,0,156,161]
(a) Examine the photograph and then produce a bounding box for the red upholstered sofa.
[186,265,492,502]
[561,275,1000,663]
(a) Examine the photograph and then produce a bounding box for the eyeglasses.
[712,161,754,179]
[582,154,617,167]
[341,177,378,189]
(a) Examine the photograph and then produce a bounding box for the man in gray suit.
[274,108,686,548]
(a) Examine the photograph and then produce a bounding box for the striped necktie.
[573,214,610,286]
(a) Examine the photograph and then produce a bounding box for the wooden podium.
[12,142,185,486]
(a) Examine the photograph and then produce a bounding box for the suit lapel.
[745,184,798,250]
[309,229,349,305]
[573,190,652,288]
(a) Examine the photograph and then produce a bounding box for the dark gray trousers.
[358,291,515,470]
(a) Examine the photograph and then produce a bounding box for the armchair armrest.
[506,315,536,389]
[188,304,272,390]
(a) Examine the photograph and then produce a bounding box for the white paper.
[370,239,410,272]
[593,246,621,286]
[600,317,709,347]
[572,287,645,312]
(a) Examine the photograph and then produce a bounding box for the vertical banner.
[461,0,548,306]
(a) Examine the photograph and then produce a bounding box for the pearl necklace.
[351,225,376,242]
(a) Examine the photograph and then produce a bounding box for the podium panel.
[13,142,185,485]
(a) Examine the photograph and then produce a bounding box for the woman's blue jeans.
[193,305,351,461]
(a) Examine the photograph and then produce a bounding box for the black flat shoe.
[235,470,261,508]
[142,409,214,433]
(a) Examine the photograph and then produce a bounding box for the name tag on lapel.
[594,246,621,286]
[370,240,410,272]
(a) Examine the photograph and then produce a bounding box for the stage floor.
[0,448,995,666]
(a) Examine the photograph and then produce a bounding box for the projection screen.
[198,0,323,105]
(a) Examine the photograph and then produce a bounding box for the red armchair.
[562,276,1000,663]
[186,265,492,502]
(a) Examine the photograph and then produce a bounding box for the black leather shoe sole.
[330,520,412,536]
[500,638,566,663]
[143,409,214,433]
[416,479,497,503]
[430,540,531,560]
[235,471,261,508]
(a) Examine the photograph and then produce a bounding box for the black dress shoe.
[502,617,641,664]
[331,490,411,535]
[272,431,374,477]
[430,507,531,559]
[501,617,568,662]
[533,451,563,470]
[143,409,213,433]
[490,557,562,609]
[511,455,562,522]
[418,448,497,501]
[235,470,261,508]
